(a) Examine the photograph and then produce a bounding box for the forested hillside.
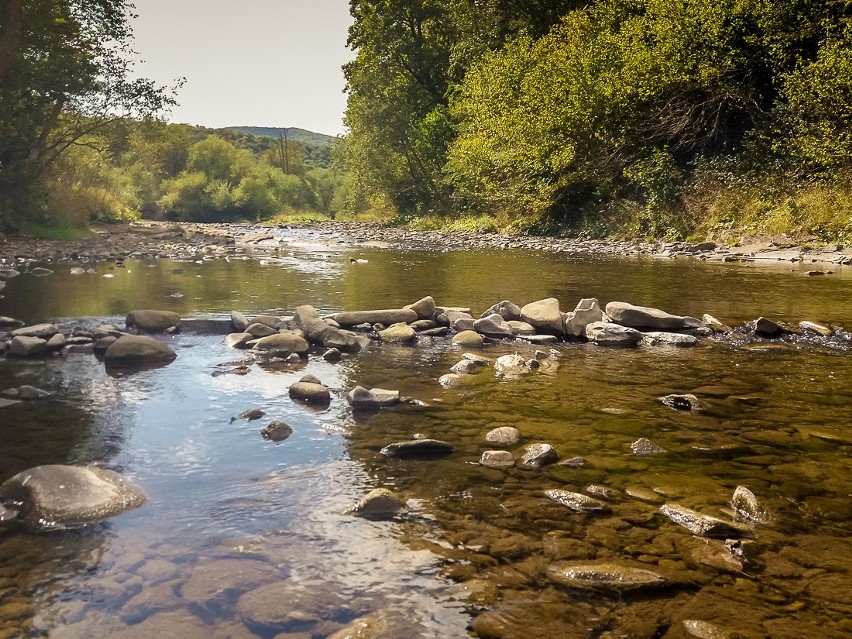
[340,0,852,241]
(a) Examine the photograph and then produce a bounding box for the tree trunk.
[0,0,24,86]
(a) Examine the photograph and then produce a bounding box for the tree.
[0,0,175,228]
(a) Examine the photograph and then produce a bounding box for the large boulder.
[520,298,564,336]
[0,465,146,530]
[564,298,604,337]
[403,296,436,320]
[330,309,418,327]
[11,323,60,339]
[8,336,48,357]
[251,332,309,356]
[125,310,181,334]
[605,302,687,330]
[104,335,177,366]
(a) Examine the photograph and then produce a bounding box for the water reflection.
[0,243,850,637]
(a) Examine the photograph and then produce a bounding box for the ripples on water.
[0,241,850,638]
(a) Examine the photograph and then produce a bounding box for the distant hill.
[223,127,337,147]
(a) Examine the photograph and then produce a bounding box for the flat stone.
[479,450,515,468]
[473,314,513,337]
[584,321,642,346]
[125,310,181,334]
[11,323,59,339]
[380,439,454,458]
[244,322,278,338]
[517,334,559,344]
[331,309,418,327]
[547,562,667,591]
[640,332,698,347]
[0,268,21,279]
[378,322,416,344]
[0,316,25,328]
[347,386,400,410]
[0,398,22,409]
[520,298,564,335]
[799,320,832,336]
[658,503,751,538]
[485,426,521,445]
[181,558,279,607]
[0,465,146,530]
[507,320,536,335]
[236,581,347,634]
[606,301,687,329]
[104,336,176,367]
[544,489,609,512]
[495,353,529,377]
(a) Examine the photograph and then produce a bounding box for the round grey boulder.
[251,332,309,355]
[452,330,484,347]
[0,465,146,530]
[125,310,181,334]
[289,378,331,404]
[104,335,177,366]
[378,322,417,344]
[350,488,406,519]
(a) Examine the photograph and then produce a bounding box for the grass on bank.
[17,222,93,241]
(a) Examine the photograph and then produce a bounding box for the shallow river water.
[0,230,850,638]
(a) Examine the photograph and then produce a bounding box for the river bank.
[1,221,851,270]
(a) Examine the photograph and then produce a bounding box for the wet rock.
[519,443,558,469]
[8,336,48,357]
[583,321,642,346]
[252,314,280,328]
[606,301,687,329]
[448,311,475,331]
[1,385,50,400]
[438,373,466,388]
[682,619,733,639]
[585,485,616,499]
[11,323,59,339]
[631,438,667,456]
[288,377,331,404]
[751,316,789,337]
[260,421,294,442]
[0,268,21,279]
[0,465,146,530]
[547,562,667,591]
[658,503,751,538]
[0,397,21,409]
[640,332,699,347]
[625,486,663,503]
[0,316,25,328]
[327,614,397,639]
[322,347,341,361]
[481,300,522,321]
[452,330,484,347]
[181,558,279,608]
[494,353,529,377]
[380,439,454,458]
[104,336,177,366]
[331,309,418,327]
[485,426,522,445]
[450,359,481,375]
[473,314,514,338]
[238,408,265,421]
[660,393,700,411]
[46,333,66,351]
[135,559,180,585]
[244,322,278,338]
[230,310,249,331]
[251,332,309,356]
[378,322,416,344]
[564,298,604,337]
[403,296,436,319]
[731,486,772,524]
[93,335,118,354]
[545,489,609,513]
[799,320,832,336]
[125,310,181,334]
[349,488,406,519]
[479,450,515,468]
[236,581,348,634]
[507,320,536,335]
[520,297,564,335]
[347,386,400,410]
[702,314,730,333]
[224,332,254,349]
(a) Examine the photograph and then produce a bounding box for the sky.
[129,1,355,135]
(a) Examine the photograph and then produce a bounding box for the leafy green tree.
[0,0,175,228]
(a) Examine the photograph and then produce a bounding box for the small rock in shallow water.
[350,488,406,519]
[288,378,331,404]
[544,489,609,513]
[347,385,400,410]
[237,408,265,421]
[479,450,515,468]
[682,619,733,639]
[452,330,484,347]
[380,439,454,458]
[547,562,668,592]
[519,443,558,469]
[630,437,667,456]
[640,332,698,347]
[660,393,700,411]
[322,347,341,362]
[731,486,772,524]
[260,421,293,442]
[658,503,751,538]
[485,426,521,445]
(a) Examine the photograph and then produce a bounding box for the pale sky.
[129,1,354,135]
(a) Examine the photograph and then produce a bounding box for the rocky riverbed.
[1,220,851,270]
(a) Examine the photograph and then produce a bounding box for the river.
[0,229,850,638]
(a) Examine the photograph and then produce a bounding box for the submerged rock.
[479,450,515,468]
[238,408,265,421]
[682,619,733,639]
[260,421,293,442]
[660,393,701,411]
[485,426,522,445]
[380,438,454,458]
[799,320,833,337]
[658,503,751,538]
[494,353,530,377]
[547,562,668,591]
[544,489,609,513]
[731,486,772,524]
[641,332,699,347]
[350,488,406,519]
[630,437,667,456]
[0,465,146,530]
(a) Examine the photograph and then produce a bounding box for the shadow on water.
[0,243,850,637]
